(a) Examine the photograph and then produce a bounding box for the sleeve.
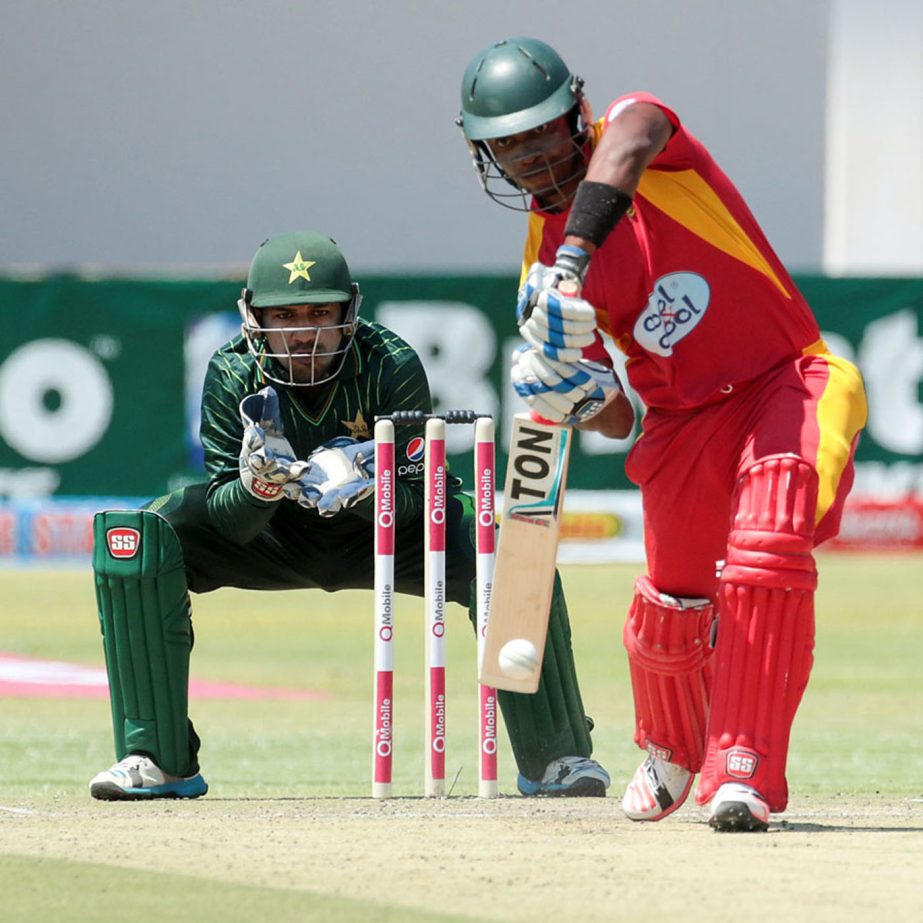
[519,211,550,287]
[199,350,279,544]
[344,335,432,526]
[602,91,698,170]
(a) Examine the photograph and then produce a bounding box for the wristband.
[564,181,633,247]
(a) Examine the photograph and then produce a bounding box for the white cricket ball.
[498,638,540,680]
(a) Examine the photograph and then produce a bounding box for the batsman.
[457,38,868,830]
[89,230,610,800]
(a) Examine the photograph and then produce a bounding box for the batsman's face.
[260,303,347,385]
[487,116,586,211]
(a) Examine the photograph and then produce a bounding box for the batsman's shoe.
[708,783,770,833]
[622,752,694,821]
[89,754,208,801]
[517,756,610,797]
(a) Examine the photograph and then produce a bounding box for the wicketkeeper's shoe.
[622,752,694,821]
[89,754,208,801]
[707,783,770,832]
[517,756,610,797]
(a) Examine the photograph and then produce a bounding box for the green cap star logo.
[282,251,317,283]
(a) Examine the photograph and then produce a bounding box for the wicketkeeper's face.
[259,303,347,385]
[486,115,586,211]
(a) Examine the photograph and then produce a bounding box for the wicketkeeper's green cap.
[246,231,354,308]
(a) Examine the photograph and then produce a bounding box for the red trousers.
[625,349,867,599]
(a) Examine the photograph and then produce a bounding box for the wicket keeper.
[89,231,609,800]
[457,38,868,830]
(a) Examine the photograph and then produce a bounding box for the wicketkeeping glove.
[288,437,376,517]
[238,386,309,502]
[511,344,623,426]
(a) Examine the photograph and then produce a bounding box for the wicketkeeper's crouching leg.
[90,492,609,799]
[89,509,207,800]
[477,573,610,797]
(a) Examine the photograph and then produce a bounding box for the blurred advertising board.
[1,273,921,563]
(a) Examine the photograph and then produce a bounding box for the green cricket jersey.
[123,325,596,784]
[200,320,436,544]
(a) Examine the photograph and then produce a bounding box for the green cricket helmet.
[457,37,590,211]
[238,231,362,387]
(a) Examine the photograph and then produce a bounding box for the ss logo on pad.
[107,527,140,559]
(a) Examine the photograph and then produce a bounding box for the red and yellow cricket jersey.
[522,92,823,412]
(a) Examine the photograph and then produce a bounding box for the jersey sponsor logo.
[406,437,425,462]
[634,271,710,357]
[725,746,759,779]
[106,527,140,559]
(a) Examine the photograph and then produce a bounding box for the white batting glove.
[516,250,599,363]
[289,437,376,517]
[511,344,623,426]
[238,387,309,502]
[517,286,599,363]
[516,244,591,313]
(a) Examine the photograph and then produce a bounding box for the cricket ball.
[498,638,540,680]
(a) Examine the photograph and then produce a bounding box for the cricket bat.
[478,412,572,693]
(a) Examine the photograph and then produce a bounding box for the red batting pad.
[623,575,716,772]
[697,455,818,812]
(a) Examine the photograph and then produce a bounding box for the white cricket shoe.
[517,756,611,797]
[89,754,208,801]
[622,752,694,821]
[708,783,770,832]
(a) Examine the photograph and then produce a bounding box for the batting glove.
[517,286,599,363]
[238,387,309,502]
[511,344,623,426]
[516,244,592,317]
[289,437,376,517]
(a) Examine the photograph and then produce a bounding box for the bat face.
[504,421,570,526]
[478,414,572,693]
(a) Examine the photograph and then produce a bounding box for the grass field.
[1,555,921,921]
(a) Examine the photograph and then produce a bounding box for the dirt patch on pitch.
[2,795,921,922]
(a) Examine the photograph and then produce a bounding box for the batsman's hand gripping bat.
[482,273,619,692]
[478,412,572,693]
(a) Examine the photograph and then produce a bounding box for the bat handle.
[531,280,582,430]
[529,410,561,427]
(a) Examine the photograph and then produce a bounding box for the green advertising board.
[1,274,921,501]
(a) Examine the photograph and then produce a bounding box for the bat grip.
[529,410,560,427]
